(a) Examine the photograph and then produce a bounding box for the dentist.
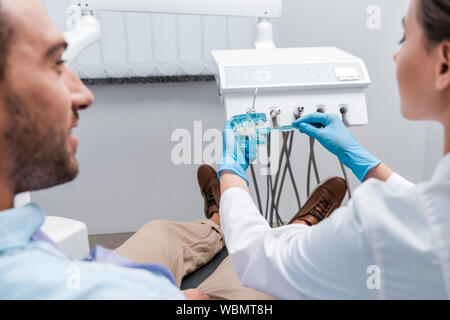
[218,0,450,299]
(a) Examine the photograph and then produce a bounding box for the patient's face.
[0,0,94,193]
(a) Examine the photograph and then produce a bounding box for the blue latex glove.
[218,120,258,185]
[292,113,381,182]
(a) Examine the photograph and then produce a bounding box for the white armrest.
[41,216,90,260]
[14,192,31,208]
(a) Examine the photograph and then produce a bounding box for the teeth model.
[231,114,269,148]
[234,120,266,137]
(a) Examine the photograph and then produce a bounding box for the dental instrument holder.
[212,47,371,129]
[214,47,370,226]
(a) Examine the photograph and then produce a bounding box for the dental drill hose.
[275,131,302,216]
[306,108,323,197]
[250,164,263,215]
[266,110,285,226]
[269,133,287,225]
[245,88,264,216]
[339,106,352,199]
[270,108,303,225]
[269,131,301,226]
[307,137,321,197]
[269,132,288,226]
[265,133,284,226]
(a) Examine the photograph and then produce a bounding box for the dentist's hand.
[292,113,381,182]
[218,120,257,186]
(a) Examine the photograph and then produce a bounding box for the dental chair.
[14,192,90,260]
[180,247,228,290]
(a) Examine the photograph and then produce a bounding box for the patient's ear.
[435,41,450,91]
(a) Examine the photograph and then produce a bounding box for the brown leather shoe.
[197,164,221,219]
[288,177,347,226]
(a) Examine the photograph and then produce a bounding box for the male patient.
[0,0,347,299]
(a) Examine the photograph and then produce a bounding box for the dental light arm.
[63,0,283,64]
[69,0,281,18]
[63,10,100,64]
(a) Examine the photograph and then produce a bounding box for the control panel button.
[254,69,272,82]
[335,67,360,81]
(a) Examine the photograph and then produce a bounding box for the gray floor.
[88,232,134,250]
[88,232,227,290]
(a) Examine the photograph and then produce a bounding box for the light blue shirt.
[0,203,185,300]
[221,154,450,299]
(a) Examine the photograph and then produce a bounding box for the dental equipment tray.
[212,47,371,127]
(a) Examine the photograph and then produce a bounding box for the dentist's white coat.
[220,154,450,299]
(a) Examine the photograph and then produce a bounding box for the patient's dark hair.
[418,0,450,48]
[0,0,14,82]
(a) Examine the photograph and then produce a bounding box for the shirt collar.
[0,203,45,252]
[432,153,450,182]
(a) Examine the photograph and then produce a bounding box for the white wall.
[32,0,446,235]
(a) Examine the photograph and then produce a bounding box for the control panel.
[224,62,365,88]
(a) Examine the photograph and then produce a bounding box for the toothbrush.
[256,125,296,135]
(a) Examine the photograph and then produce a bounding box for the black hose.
[284,132,302,209]
[268,132,288,225]
[250,164,263,214]
[275,132,302,216]
[264,133,271,220]
[307,137,321,198]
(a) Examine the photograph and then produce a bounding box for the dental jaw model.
[231,113,268,148]
[231,113,299,148]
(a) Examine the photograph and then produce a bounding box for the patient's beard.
[2,89,79,194]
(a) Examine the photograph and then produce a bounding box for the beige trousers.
[114,219,276,300]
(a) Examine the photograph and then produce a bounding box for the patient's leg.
[197,256,277,300]
[114,218,224,287]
